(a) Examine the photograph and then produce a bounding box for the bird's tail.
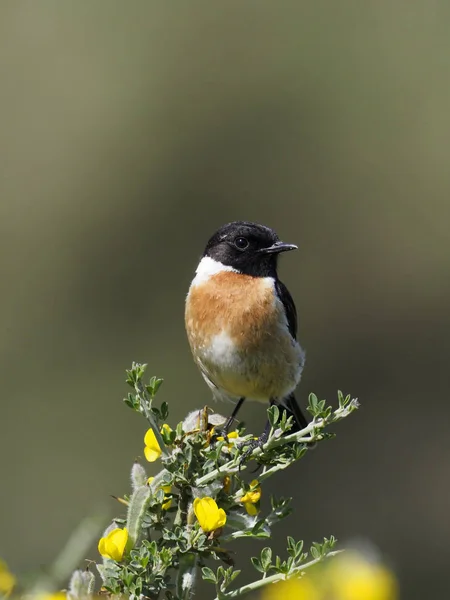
[282,393,308,432]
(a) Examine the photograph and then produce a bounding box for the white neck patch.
[191,256,238,287]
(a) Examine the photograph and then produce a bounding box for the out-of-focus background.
[0,2,448,598]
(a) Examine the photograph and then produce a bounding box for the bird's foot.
[238,431,268,466]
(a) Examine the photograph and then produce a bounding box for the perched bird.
[185,221,308,445]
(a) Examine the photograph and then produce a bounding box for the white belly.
[196,328,304,402]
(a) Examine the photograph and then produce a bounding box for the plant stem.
[135,379,170,458]
[176,553,197,599]
[214,551,343,599]
[196,419,321,487]
[231,460,292,502]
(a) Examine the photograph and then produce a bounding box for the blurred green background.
[1,1,449,598]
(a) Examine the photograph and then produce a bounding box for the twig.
[196,419,321,487]
[214,550,343,599]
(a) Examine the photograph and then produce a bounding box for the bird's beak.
[258,241,298,255]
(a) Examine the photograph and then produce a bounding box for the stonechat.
[185,221,308,443]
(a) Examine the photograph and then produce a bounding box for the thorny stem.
[214,550,343,600]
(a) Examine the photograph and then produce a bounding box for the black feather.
[282,393,308,431]
[273,282,307,431]
[275,279,297,339]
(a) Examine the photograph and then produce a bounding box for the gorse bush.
[67,362,359,600]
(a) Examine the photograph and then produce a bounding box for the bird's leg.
[238,400,274,464]
[241,420,272,470]
[223,397,245,434]
[210,398,245,447]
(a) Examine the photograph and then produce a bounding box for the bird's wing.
[195,357,236,404]
[196,357,219,391]
[275,279,297,339]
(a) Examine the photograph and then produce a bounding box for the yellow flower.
[144,424,172,462]
[223,475,232,494]
[193,497,227,533]
[98,527,128,561]
[217,430,239,443]
[147,476,172,510]
[205,427,214,446]
[262,577,321,600]
[244,502,259,516]
[0,560,16,597]
[328,553,398,600]
[263,552,398,600]
[240,479,261,515]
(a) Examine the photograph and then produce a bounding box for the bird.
[184,221,308,448]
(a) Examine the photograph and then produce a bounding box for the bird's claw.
[238,432,268,467]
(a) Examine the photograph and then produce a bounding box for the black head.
[203,221,297,277]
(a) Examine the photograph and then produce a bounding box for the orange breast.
[185,272,304,400]
[185,272,277,350]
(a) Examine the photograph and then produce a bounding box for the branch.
[198,397,358,489]
[215,550,343,599]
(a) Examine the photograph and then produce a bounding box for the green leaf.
[260,547,272,571]
[252,518,269,534]
[153,378,164,394]
[287,537,304,559]
[309,392,318,407]
[123,393,139,411]
[286,556,294,572]
[126,486,152,547]
[202,459,216,471]
[324,406,332,418]
[251,557,264,573]
[267,404,280,426]
[307,392,319,415]
[229,569,241,584]
[289,445,306,460]
[201,567,217,584]
[338,390,351,409]
[147,375,164,396]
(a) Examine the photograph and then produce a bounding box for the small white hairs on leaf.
[131,462,148,490]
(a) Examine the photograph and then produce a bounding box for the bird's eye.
[234,236,249,250]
